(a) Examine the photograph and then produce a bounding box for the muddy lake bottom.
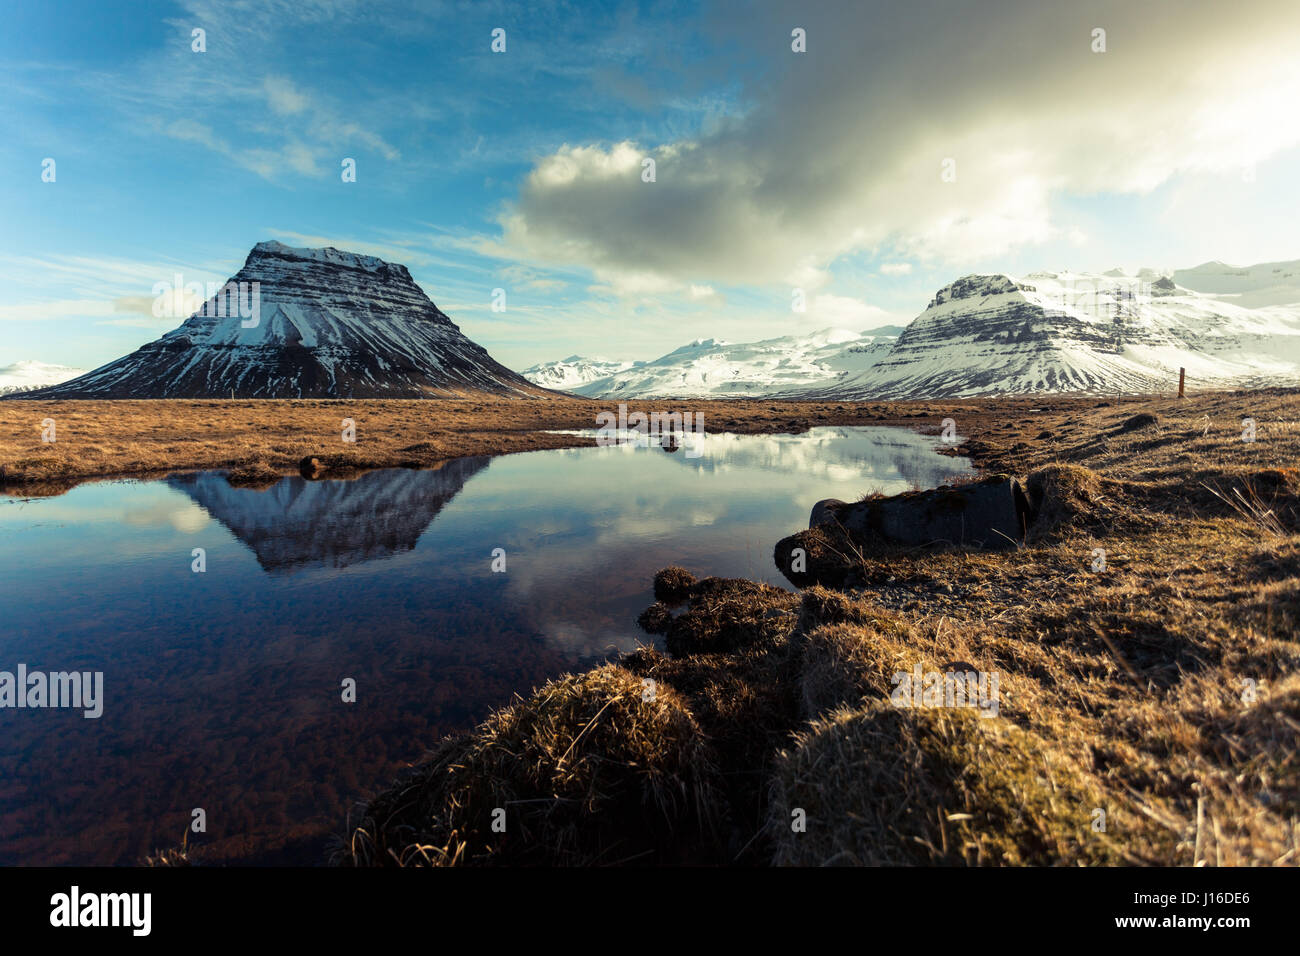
[0,426,972,865]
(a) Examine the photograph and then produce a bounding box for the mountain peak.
[928,274,1020,309]
[247,239,412,279]
[19,241,544,399]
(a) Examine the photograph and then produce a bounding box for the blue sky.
[3,0,1299,372]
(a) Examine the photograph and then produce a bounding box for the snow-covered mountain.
[521,355,642,390]
[19,241,548,399]
[524,262,1299,400]
[528,328,899,398]
[0,360,86,396]
[1172,260,1300,309]
[804,269,1300,399]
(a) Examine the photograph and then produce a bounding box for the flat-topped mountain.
[22,241,549,399]
[805,269,1300,399]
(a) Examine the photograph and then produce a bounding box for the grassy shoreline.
[2,392,1179,494]
[332,387,1299,866]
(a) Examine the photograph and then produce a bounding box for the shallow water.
[0,426,972,865]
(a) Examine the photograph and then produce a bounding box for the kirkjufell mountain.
[24,241,549,399]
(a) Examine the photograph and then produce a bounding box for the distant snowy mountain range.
[522,261,1300,399]
[521,355,642,390]
[522,327,903,398]
[0,360,86,396]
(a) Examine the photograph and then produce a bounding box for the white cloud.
[497,0,1300,289]
[880,263,912,276]
[0,299,116,322]
[264,76,309,115]
[806,294,891,328]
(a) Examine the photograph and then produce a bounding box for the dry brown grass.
[9,388,1289,494]
[336,664,722,866]
[760,389,1300,866]
[766,702,1173,866]
[335,388,1299,867]
[0,394,989,492]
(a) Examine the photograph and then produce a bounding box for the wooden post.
[1178,367,1185,399]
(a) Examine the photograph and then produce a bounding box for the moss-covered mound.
[647,576,800,658]
[766,702,1168,866]
[337,664,722,866]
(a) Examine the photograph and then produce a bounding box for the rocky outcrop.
[776,476,1031,587]
[810,477,1030,550]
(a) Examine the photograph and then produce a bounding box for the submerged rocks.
[637,602,673,635]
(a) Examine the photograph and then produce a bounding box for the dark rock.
[774,526,860,589]
[807,476,1030,551]
[810,498,847,527]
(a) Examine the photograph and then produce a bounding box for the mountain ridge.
[522,262,1300,399]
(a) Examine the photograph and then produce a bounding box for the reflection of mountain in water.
[167,457,490,573]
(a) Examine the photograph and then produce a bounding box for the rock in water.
[810,476,1031,551]
[810,498,848,527]
[24,241,550,399]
